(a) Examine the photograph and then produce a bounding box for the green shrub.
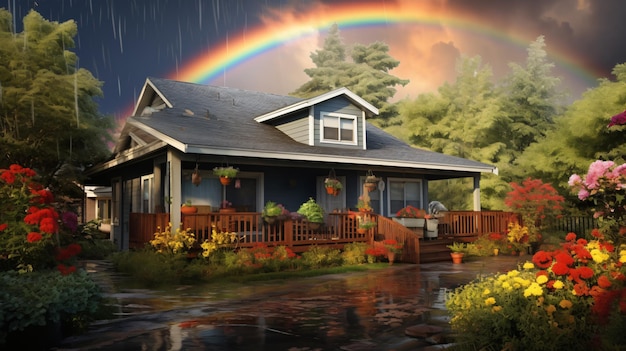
[76,239,117,260]
[341,242,368,265]
[0,270,101,345]
[110,250,188,287]
[301,246,342,268]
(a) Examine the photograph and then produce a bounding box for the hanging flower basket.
[364,170,379,192]
[219,176,231,186]
[213,166,238,186]
[191,162,202,186]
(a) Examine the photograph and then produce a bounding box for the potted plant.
[262,201,282,223]
[393,205,426,228]
[213,166,239,185]
[297,197,325,229]
[219,200,235,213]
[356,196,372,213]
[382,238,403,264]
[181,200,197,214]
[364,170,379,192]
[357,216,377,234]
[324,178,343,196]
[447,242,466,263]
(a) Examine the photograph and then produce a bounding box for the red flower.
[573,281,590,296]
[39,217,57,234]
[57,264,77,276]
[565,232,577,242]
[554,252,574,267]
[591,228,604,239]
[26,232,42,243]
[532,251,553,268]
[0,170,15,184]
[0,223,7,231]
[577,266,595,279]
[598,275,612,288]
[552,262,570,275]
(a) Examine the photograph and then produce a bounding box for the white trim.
[254,87,379,123]
[320,111,357,145]
[362,110,367,150]
[128,131,147,146]
[132,78,173,116]
[308,106,314,146]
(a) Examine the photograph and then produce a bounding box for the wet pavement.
[60,255,526,351]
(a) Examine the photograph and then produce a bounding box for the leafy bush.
[110,250,189,286]
[301,246,342,268]
[341,242,368,265]
[0,270,101,345]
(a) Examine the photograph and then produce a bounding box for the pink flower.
[608,110,626,127]
[584,160,615,189]
[568,174,582,187]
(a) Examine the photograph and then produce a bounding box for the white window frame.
[387,177,423,217]
[140,175,154,213]
[320,111,357,145]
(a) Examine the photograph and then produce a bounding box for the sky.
[3,0,626,120]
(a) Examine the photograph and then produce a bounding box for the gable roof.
[102,77,497,176]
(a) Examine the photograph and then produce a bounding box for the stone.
[405,324,445,338]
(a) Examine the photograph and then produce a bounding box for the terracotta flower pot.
[450,252,464,264]
[181,206,197,214]
[220,176,232,185]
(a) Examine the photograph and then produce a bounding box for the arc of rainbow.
[175,4,601,88]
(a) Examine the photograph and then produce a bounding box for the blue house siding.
[270,110,310,145]
[313,96,364,148]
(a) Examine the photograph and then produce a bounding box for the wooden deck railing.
[437,211,518,238]
[127,210,518,262]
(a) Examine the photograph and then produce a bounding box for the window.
[321,113,356,144]
[388,179,423,216]
[141,175,153,213]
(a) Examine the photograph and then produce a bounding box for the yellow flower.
[523,282,543,297]
[553,280,564,289]
[590,249,609,263]
[483,288,491,296]
[559,299,573,309]
[523,262,535,270]
[502,282,512,290]
[485,297,496,306]
[536,275,548,285]
[492,306,502,312]
[545,304,556,315]
[507,270,520,277]
[619,250,626,264]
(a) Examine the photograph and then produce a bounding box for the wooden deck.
[128,210,518,264]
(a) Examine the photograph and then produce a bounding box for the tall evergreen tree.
[500,36,563,155]
[291,24,408,124]
[0,10,113,198]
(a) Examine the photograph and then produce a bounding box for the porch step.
[419,238,454,263]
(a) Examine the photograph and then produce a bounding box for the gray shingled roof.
[120,78,496,174]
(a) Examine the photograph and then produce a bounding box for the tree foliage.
[515,63,626,197]
[291,24,408,124]
[0,10,113,198]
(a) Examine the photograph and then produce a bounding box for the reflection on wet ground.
[60,255,525,351]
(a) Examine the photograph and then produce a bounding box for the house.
[85,77,501,260]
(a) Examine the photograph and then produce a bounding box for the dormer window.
[321,112,357,145]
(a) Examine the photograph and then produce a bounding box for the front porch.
[128,210,518,264]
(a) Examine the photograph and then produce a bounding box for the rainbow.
[173,2,602,89]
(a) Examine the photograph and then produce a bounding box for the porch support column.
[168,149,182,230]
[472,175,481,211]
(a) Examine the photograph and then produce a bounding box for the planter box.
[426,219,439,231]
[393,217,425,228]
